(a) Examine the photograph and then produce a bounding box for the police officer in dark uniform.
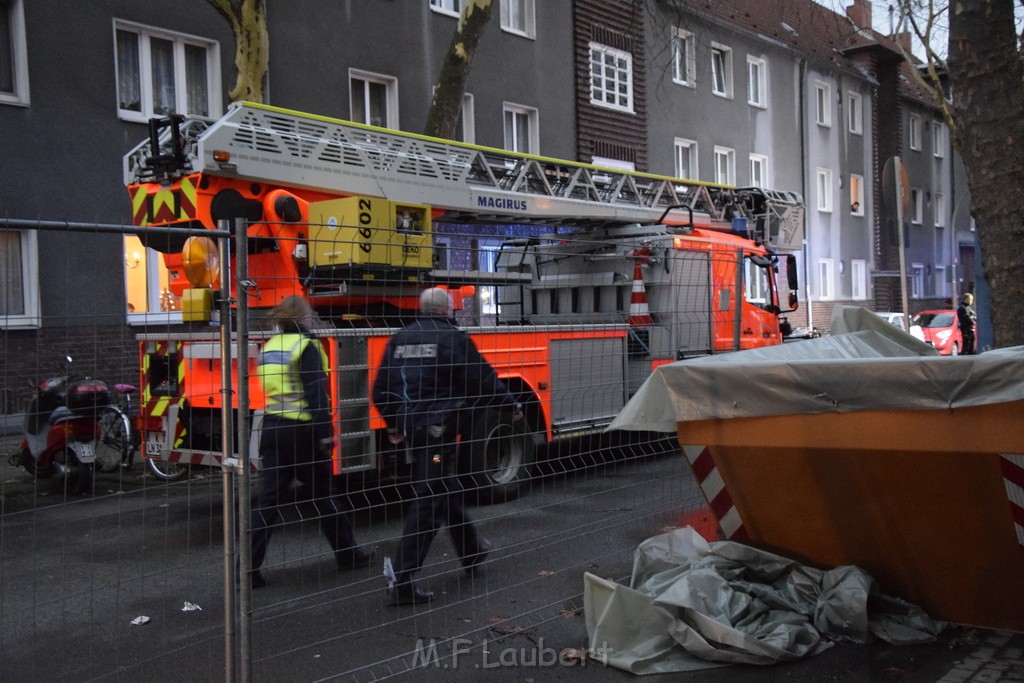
[251,296,372,588]
[957,292,977,354]
[372,288,522,606]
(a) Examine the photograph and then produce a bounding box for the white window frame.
[0,229,40,328]
[851,259,867,300]
[674,138,698,180]
[0,0,29,106]
[477,241,503,317]
[747,56,766,108]
[349,69,399,129]
[711,43,733,98]
[458,92,475,144]
[848,91,863,134]
[113,20,222,123]
[909,114,921,151]
[671,27,695,87]
[430,0,461,17]
[744,258,770,307]
[588,42,633,113]
[592,156,635,172]
[910,187,923,224]
[432,86,475,143]
[124,235,184,325]
[911,263,925,298]
[850,173,865,215]
[713,146,735,185]
[934,192,946,227]
[815,81,831,127]
[934,265,949,298]
[503,102,539,154]
[748,153,768,187]
[500,0,535,39]
[932,121,946,158]
[818,258,835,301]
[816,168,833,212]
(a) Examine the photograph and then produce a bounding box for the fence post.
[217,222,239,682]
[235,220,254,680]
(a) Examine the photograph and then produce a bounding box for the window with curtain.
[124,235,181,320]
[503,103,538,154]
[501,0,535,38]
[1,0,29,105]
[747,56,766,107]
[0,229,40,328]
[674,139,697,180]
[350,71,398,128]
[672,28,694,86]
[714,146,734,185]
[114,20,220,122]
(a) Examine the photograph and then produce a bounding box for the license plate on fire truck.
[145,435,164,458]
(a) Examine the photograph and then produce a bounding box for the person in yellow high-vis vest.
[250,296,372,588]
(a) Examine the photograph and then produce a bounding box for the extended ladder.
[124,102,803,246]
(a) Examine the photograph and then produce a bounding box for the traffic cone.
[628,259,653,327]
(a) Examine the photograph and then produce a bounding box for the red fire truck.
[124,102,803,501]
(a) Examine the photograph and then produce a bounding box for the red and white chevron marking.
[1000,453,1024,549]
[682,445,747,541]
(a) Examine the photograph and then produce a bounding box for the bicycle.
[94,384,190,481]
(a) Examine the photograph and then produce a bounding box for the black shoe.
[463,538,493,575]
[336,546,375,570]
[251,571,269,589]
[389,583,434,606]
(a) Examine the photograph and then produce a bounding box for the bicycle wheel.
[95,406,132,472]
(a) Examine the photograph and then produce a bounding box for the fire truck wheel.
[146,457,191,482]
[463,410,535,505]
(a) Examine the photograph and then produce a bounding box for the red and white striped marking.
[682,445,747,540]
[1000,453,1024,550]
[628,259,653,327]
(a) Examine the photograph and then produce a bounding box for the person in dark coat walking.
[957,293,977,355]
[372,288,522,606]
[250,296,372,588]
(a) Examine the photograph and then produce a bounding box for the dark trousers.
[251,417,357,571]
[393,425,482,585]
[962,330,976,354]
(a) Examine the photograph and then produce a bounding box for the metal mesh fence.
[0,217,757,680]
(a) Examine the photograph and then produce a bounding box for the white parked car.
[874,311,925,341]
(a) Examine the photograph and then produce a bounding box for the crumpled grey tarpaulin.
[584,528,945,674]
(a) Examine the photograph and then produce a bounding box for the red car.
[912,309,971,355]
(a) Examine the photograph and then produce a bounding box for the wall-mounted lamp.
[125,251,142,269]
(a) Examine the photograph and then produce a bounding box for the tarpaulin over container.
[609,306,1024,432]
[584,528,944,675]
[603,305,1024,631]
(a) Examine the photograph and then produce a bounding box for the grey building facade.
[0,0,975,403]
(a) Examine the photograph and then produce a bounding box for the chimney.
[846,0,872,30]
[897,31,912,54]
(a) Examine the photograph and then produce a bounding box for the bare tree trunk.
[424,0,494,138]
[947,0,1024,346]
[207,0,269,103]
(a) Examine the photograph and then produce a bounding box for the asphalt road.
[1,434,1022,682]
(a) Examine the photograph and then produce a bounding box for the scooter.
[8,357,109,495]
